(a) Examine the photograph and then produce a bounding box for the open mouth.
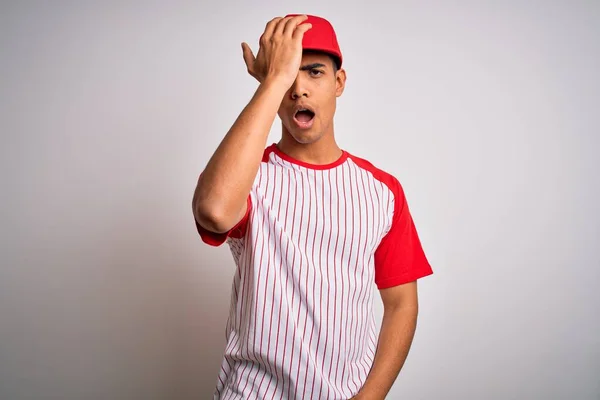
[293,108,315,127]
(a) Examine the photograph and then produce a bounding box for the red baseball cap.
[285,14,343,68]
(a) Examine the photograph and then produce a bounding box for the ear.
[335,68,346,97]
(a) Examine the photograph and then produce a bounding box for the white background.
[1,1,598,399]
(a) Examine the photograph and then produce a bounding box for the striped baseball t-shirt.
[196,143,433,399]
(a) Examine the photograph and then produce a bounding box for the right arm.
[192,79,288,233]
[192,15,312,234]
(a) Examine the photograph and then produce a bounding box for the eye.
[309,69,324,77]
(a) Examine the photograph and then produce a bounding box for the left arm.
[351,281,419,399]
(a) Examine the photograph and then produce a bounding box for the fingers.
[262,15,309,43]
[292,22,312,41]
[283,14,308,37]
[273,15,293,37]
[241,42,255,69]
[261,17,282,45]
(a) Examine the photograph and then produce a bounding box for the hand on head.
[241,15,312,88]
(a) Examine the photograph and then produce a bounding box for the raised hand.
[241,15,312,89]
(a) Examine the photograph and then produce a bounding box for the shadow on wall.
[0,196,236,399]
[143,207,236,399]
[93,204,238,399]
[176,241,235,399]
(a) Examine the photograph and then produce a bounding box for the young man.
[192,14,433,400]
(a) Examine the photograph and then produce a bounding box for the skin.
[192,15,420,400]
[275,51,345,164]
[350,282,419,400]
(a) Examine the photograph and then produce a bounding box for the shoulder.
[346,151,404,198]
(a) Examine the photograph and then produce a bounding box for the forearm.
[193,78,288,231]
[353,305,418,399]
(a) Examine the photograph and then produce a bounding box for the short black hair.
[330,55,341,73]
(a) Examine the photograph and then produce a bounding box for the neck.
[277,129,342,166]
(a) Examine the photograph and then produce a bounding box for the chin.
[290,129,322,145]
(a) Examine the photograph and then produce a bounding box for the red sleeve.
[195,194,252,247]
[374,178,433,289]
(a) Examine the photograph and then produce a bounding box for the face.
[277,52,346,144]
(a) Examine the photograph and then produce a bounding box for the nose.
[290,77,309,99]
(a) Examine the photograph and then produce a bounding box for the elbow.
[192,197,231,234]
[192,176,246,234]
[194,207,231,234]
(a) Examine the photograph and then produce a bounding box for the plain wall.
[1,1,598,399]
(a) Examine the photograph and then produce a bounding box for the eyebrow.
[299,63,327,71]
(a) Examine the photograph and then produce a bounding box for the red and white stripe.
[196,143,433,399]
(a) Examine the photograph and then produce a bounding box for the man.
[192,14,433,399]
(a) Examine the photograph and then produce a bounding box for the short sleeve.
[374,178,433,289]
[195,194,252,247]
